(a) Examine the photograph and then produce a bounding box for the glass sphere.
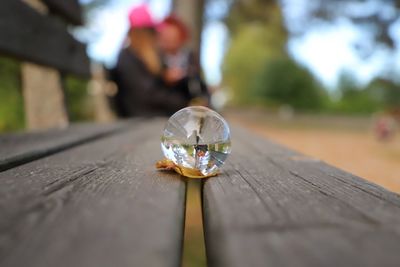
[161,106,231,176]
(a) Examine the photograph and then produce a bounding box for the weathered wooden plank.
[0,0,90,77]
[43,0,83,25]
[0,121,129,172]
[203,126,400,267]
[0,119,186,267]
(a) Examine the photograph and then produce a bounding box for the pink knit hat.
[128,4,155,29]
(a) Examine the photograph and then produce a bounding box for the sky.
[76,0,400,89]
[288,21,394,88]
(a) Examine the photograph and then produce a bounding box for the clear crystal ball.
[161,106,231,176]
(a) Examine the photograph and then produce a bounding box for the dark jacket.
[161,50,210,104]
[111,48,188,117]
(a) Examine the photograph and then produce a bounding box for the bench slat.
[0,0,90,77]
[0,121,129,172]
[43,0,83,25]
[203,126,400,267]
[0,119,185,267]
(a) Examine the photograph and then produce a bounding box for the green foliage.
[222,1,326,110]
[223,0,288,105]
[0,57,25,132]
[367,78,400,108]
[328,72,387,114]
[226,0,287,39]
[331,91,383,114]
[222,0,328,110]
[64,76,93,121]
[222,0,400,114]
[384,87,400,108]
[223,23,287,104]
[251,58,326,110]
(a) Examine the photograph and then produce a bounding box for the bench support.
[21,62,69,130]
[89,64,116,122]
[20,0,69,130]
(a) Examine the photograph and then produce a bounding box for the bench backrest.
[0,0,90,77]
[0,0,93,130]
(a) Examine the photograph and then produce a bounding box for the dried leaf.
[155,158,218,179]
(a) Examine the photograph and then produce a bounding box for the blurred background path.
[228,108,400,193]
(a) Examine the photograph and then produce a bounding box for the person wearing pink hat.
[110,4,188,117]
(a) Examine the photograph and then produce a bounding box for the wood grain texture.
[0,0,90,77]
[0,121,129,172]
[0,119,186,267]
[203,125,400,267]
[42,0,83,25]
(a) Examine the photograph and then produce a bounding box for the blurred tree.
[223,0,314,106]
[251,58,325,110]
[223,0,287,101]
[332,71,384,113]
[226,0,287,38]
[288,0,400,54]
[367,77,400,108]
[173,0,205,57]
[222,0,400,112]
[223,22,287,104]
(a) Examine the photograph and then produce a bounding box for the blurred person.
[157,15,210,107]
[389,107,400,125]
[374,112,396,141]
[110,5,188,117]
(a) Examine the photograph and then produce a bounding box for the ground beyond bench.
[1,119,400,267]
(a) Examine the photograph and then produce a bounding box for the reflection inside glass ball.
[161,106,231,176]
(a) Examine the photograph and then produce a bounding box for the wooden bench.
[203,126,400,267]
[1,1,400,266]
[0,119,185,267]
[1,120,400,267]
